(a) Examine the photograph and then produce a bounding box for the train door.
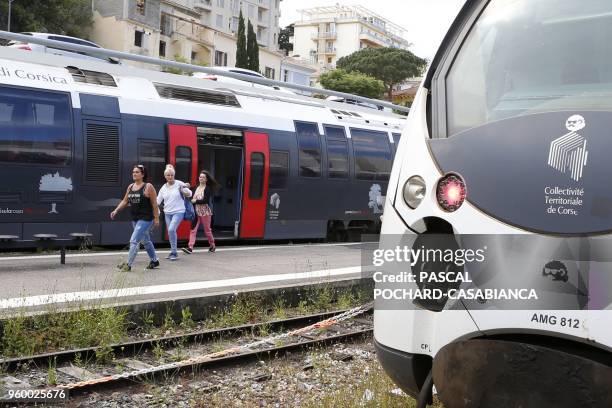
[239,131,270,239]
[167,124,198,240]
[196,127,244,239]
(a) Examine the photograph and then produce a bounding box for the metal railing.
[0,31,410,113]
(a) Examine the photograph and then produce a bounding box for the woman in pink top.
[183,170,219,253]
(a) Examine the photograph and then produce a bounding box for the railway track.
[0,304,373,401]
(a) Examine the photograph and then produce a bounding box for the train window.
[249,152,265,199]
[445,1,612,136]
[324,126,348,179]
[138,141,166,189]
[295,122,321,178]
[327,139,349,179]
[392,133,401,145]
[324,125,346,140]
[175,146,192,182]
[269,151,288,190]
[350,128,392,181]
[0,86,72,165]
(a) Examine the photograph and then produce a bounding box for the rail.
[0,31,410,113]
[0,304,373,396]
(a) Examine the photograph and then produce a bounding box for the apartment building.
[292,5,410,71]
[90,0,283,79]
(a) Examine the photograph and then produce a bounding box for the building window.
[231,17,239,32]
[264,67,275,79]
[296,122,321,178]
[216,0,225,7]
[350,128,393,181]
[269,151,289,190]
[215,50,228,66]
[159,40,166,57]
[248,4,256,19]
[324,126,348,179]
[136,0,146,15]
[161,14,171,36]
[191,51,198,62]
[216,14,223,28]
[283,69,289,82]
[0,86,72,166]
[134,30,143,47]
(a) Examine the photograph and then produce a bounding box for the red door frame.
[240,131,269,239]
[167,124,198,240]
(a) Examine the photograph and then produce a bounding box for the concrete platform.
[0,242,374,313]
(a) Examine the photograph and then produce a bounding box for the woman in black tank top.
[110,165,161,272]
[128,184,154,222]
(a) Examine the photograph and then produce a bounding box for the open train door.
[239,131,269,239]
[167,124,198,240]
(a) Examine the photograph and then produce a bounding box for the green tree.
[246,20,259,73]
[319,69,385,99]
[0,0,92,39]
[163,54,207,76]
[235,11,248,69]
[337,47,427,100]
[278,24,294,56]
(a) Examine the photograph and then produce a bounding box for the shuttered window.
[85,121,120,184]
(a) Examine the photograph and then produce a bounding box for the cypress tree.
[246,20,259,73]
[235,11,248,69]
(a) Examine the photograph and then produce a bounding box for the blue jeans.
[165,212,184,255]
[128,220,157,267]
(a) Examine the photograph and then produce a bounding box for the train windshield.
[446,0,612,136]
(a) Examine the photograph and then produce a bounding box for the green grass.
[0,306,128,358]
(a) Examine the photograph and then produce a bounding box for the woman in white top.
[157,164,192,260]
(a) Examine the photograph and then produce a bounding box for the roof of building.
[296,5,408,40]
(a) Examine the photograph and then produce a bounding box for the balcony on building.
[194,0,213,11]
[311,31,337,41]
[359,30,390,47]
[319,47,337,55]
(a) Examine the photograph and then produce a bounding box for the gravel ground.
[70,339,440,408]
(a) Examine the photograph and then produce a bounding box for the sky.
[280,0,467,61]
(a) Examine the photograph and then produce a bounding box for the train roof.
[0,46,406,132]
[0,31,408,133]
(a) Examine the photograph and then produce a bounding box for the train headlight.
[436,174,466,212]
[403,176,426,209]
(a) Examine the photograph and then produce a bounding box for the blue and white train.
[375,1,612,407]
[0,42,405,245]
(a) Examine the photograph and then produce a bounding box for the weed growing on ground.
[311,285,334,312]
[337,290,356,310]
[208,294,262,328]
[180,306,195,330]
[46,357,57,386]
[73,352,83,367]
[162,307,175,332]
[256,321,271,337]
[95,344,115,364]
[152,342,164,362]
[141,310,155,330]
[271,298,287,320]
